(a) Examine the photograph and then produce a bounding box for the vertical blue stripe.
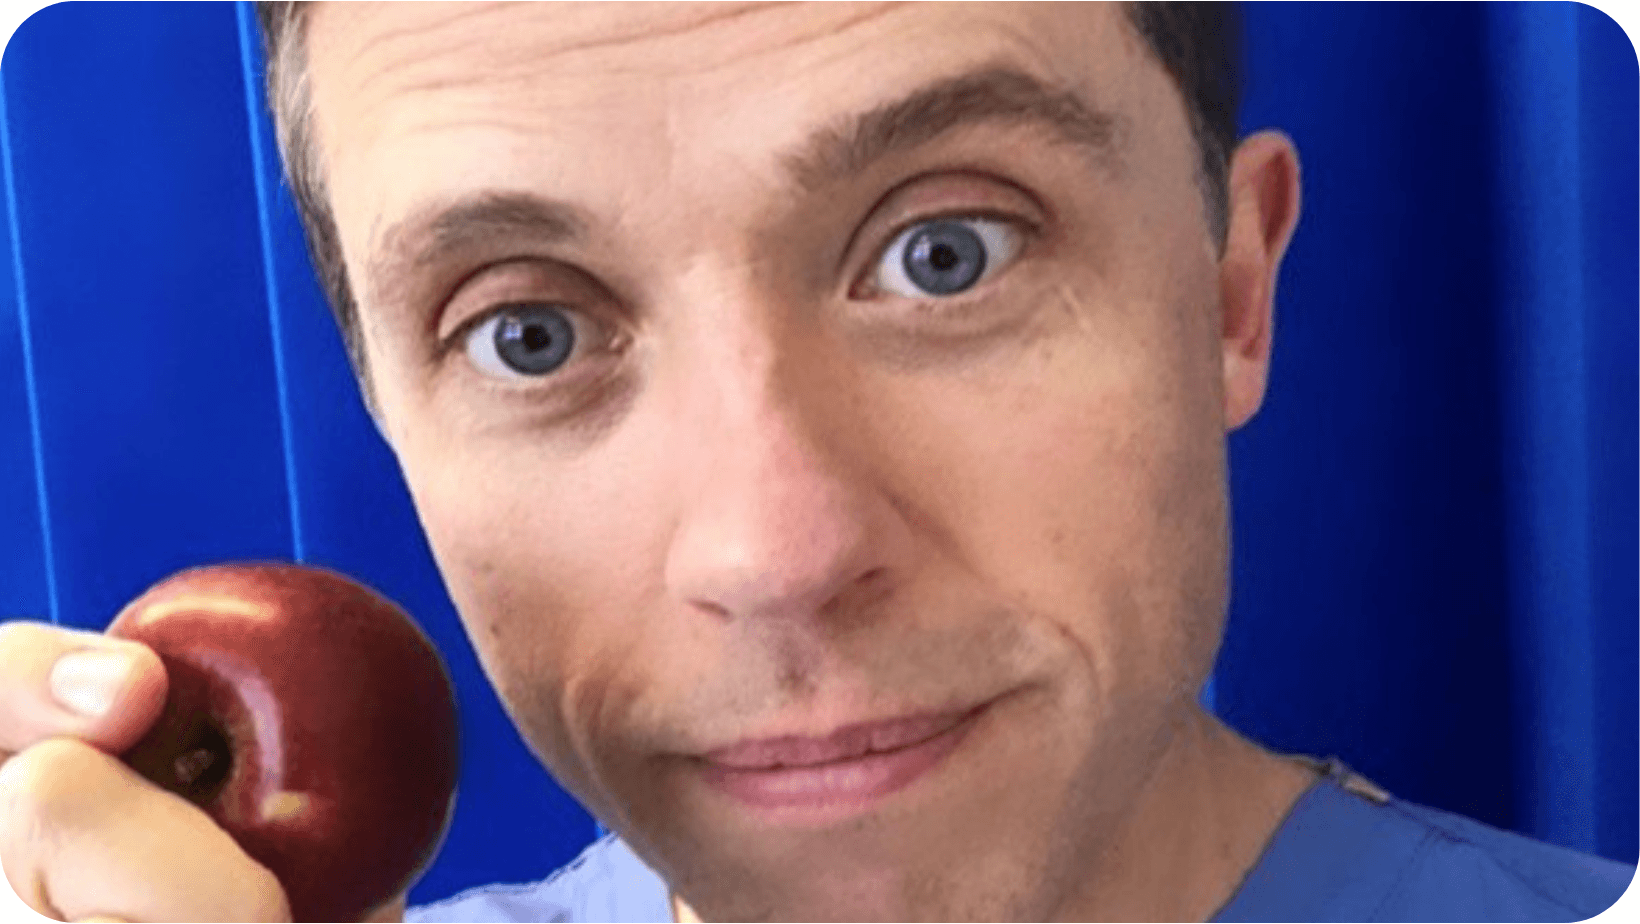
[1487,3,1596,851]
[0,73,59,625]
[234,0,306,563]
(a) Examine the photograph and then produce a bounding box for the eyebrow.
[781,65,1126,191]
[365,66,1122,304]
[368,193,587,308]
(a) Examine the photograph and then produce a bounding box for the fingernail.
[49,649,135,718]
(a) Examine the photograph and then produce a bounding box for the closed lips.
[703,708,981,770]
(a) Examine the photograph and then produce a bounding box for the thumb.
[363,893,408,922]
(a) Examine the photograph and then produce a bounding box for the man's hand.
[0,620,294,922]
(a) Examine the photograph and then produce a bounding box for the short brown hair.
[254,2,1243,404]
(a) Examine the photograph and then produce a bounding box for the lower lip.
[696,707,985,820]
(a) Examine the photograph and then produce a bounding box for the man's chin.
[635,686,1063,919]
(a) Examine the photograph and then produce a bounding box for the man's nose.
[661,348,898,625]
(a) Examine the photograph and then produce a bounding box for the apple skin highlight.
[107,562,462,924]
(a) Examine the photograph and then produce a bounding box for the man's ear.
[1218,130,1302,430]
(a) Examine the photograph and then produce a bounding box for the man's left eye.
[872,217,1024,298]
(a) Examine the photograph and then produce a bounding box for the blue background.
[1,1,1634,908]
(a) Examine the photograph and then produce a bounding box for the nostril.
[817,566,894,625]
[850,568,889,602]
[694,599,731,619]
[859,567,893,599]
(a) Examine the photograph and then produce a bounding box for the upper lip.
[701,704,987,770]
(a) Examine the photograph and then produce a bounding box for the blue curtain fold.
[1486,2,1638,860]
[1220,1,1636,866]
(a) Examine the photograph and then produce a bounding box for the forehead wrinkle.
[783,64,1128,193]
[320,2,517,102]
[615,2,907,80]
[336,2,827,100]
[484,1,787,65]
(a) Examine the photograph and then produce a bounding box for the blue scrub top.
[1213,758,1634,921]
[409,758,1636,922]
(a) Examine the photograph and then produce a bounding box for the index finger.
[0,621,167,759]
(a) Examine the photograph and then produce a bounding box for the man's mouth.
[694,703,991,820]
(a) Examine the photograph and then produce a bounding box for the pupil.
[522,325,553,351]
[930,244,959,271]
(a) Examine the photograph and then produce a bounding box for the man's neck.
[1053,706,1319,922]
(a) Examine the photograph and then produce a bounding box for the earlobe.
[1218,130,1302,430]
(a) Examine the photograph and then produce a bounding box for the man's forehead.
[301,2,1155,304]
[307,2,1121,71]
[359,63,1129,304]
[306,2,1130,134]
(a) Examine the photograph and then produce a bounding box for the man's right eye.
[463,303,583,379]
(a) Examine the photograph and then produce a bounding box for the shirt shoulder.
[1375,799,1634,921]
[405,835,672,923]
[1215,759,1636,923]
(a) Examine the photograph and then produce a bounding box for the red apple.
[105,562,461,923]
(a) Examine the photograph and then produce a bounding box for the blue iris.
[494,305,575,375]
[902,220,989,295]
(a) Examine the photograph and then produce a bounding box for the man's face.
[306,3,1273,918]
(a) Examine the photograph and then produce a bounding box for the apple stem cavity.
[174,747,216,787]
[155,717,234,804]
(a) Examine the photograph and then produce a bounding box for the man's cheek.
[404,481,608,718]
[444,561,664,820]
